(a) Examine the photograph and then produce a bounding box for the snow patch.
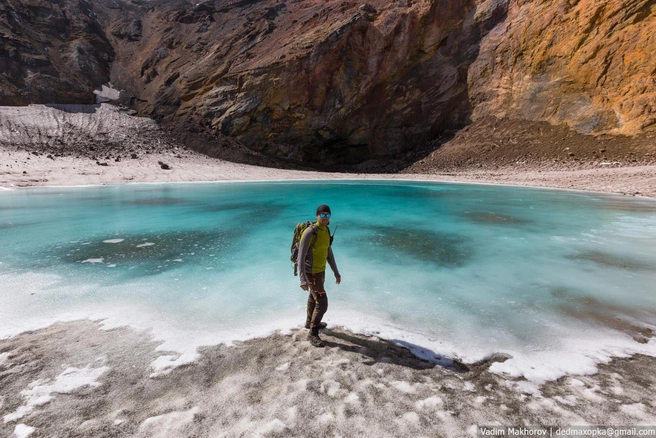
[391,381,416,393]
[415,396,443,410]
[620,403,647,418]
[318,412,334,423]
[257,419,287,435]
[3,365,109,423]
[608,385,623,395]
[103,239,124,244]
[94,84,121,103]
[552,395,577,406]
[275,362,290,372]
[513,380,542,395]
[321,380,341,397]
[81,258,103,264]
[569,378,586,387]
[137,407,200,438]
[149,353,199,378]
[13,424,35,438]
[402,412,420,423]
[580,386,605,402]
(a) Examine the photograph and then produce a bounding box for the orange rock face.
[469,0,656,135]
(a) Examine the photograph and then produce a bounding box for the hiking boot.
[307,334,325,347]
[304,322,328,330]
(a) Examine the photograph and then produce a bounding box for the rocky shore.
[2,104,655,198]
[1,321,655,438]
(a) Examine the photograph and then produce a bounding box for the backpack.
[290,221,335,276]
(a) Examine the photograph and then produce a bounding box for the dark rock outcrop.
[0,0,114,105]
[94,0,507,166]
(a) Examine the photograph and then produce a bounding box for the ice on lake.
[0,181,655,382]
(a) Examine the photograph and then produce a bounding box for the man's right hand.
[300,284,309,291]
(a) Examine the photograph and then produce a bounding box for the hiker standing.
[298,204,341,347]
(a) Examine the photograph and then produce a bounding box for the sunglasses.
[319,213,331,218]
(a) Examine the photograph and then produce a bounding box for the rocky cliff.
[1,0,654,166]
[94,0,508,166]
[469,0,656,136]
[0,0,114,105]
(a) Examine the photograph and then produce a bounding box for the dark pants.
[306,271,328,335]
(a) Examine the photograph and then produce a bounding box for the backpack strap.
[308,223,319,248]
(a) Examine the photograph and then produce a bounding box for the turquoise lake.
[1,181,655,382]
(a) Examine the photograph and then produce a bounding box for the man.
[298,204,341,347]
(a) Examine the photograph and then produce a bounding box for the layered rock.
[95,0,508,165]
[0,0,114,105]
[1,0,654,166]
[470,0,656,135]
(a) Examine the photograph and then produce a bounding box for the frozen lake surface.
[1,181,655,382]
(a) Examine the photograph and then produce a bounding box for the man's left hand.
[335,275,341,285]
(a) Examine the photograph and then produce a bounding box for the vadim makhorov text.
[478,426,656,437]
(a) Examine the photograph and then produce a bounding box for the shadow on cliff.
[45,104,101,114]
[299,0,510,174]
[166,126,310,170]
